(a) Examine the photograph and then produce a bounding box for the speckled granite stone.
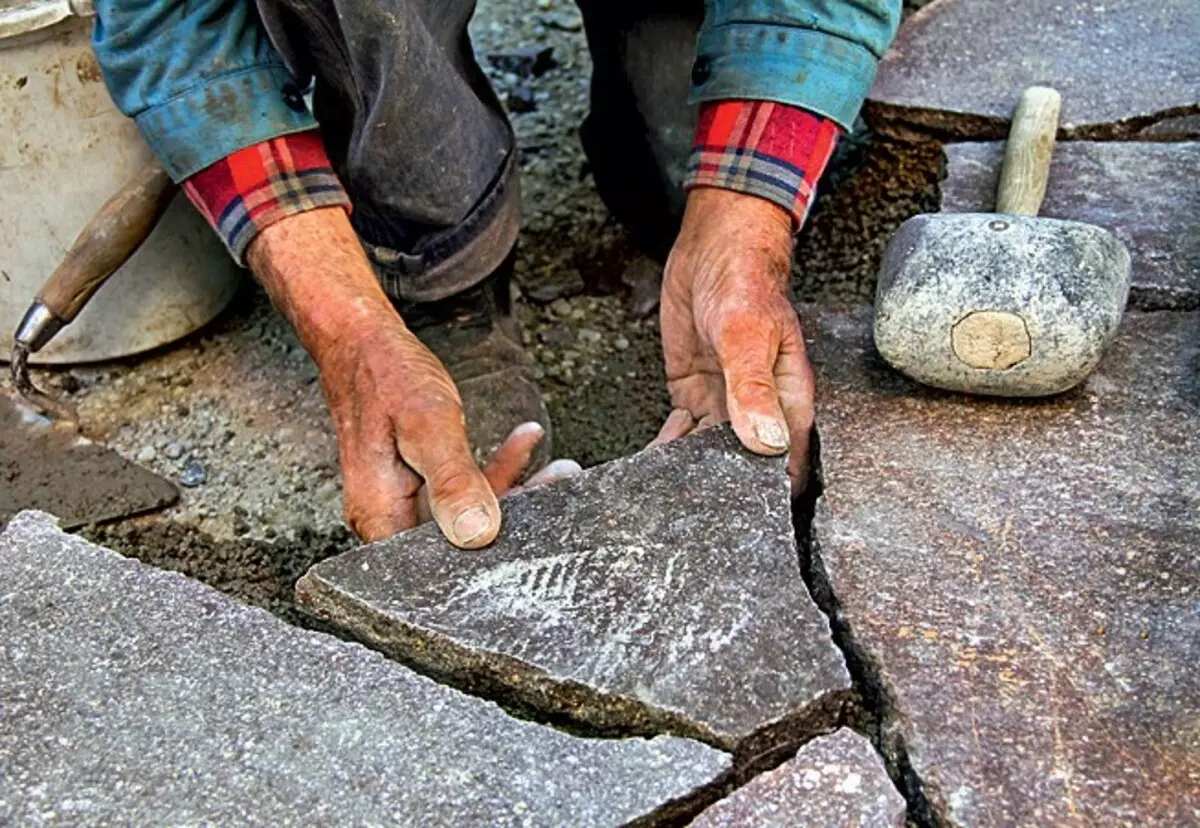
[691,730,906,827]
[802,305,1200,826]
[298,427,851,750]
[866,0,1200,140]
[874,212,1130,396]
[0,512,728,827]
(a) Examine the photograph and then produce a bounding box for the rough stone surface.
[298,427,851,750]
[941,141,1200,311]
[0,393,177,530]
[0,511,729,827]
[803,305,1200,826]
[691,730,907,827]
[874,212,1130,396]
[866,0,1200,140]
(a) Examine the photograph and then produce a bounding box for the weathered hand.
[656,188,814,491]
[318,318,548,544]
[247,207,552,547]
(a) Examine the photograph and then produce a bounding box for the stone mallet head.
[873,87,1131,397]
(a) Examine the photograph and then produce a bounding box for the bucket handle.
[0,0,94,40]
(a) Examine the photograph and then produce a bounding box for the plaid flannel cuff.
[183,130,351,265]
[684,100,841,230]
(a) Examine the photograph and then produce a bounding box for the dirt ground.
[19,0,938,615]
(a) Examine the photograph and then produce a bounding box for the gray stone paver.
[866,0,1200,139]
[691,729,907,827]
[941,141,1200,311]
[0,511,729,827]
[298,427,851,750]
[803,305,1200,826]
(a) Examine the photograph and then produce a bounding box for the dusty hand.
[319,318,552,544]
[656,188,814,491]
[247,207,553,547]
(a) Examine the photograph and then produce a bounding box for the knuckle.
[729,373,776,400]
[426,464,480,498]
[394,390,464,434]
[710,305,765,345]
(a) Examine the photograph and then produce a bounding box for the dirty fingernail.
[752,415,790,450]
[453,507,493,544]
[511,421,545,439]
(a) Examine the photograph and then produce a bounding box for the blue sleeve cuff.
[688,24,884,131]
[135,65,318,181]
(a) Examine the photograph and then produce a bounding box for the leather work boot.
[394,250,553,474]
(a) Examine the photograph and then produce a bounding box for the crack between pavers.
[295,550,859,826]
[297,569,853,725]
[865,101,1200,144]
[791,429,953,828]
[87,516,856,826]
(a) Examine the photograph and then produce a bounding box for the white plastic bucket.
[0,0,240,364]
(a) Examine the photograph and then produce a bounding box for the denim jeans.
[257,0,702,300]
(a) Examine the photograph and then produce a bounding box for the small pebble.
[614,336,630,351]
[164,442,184,460]
[135,446,156,463]
[179,461,207,488]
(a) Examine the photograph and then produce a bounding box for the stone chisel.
[9,160,177,418]
[873,86,1132,396]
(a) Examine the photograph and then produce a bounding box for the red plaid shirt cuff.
[685,100,841,230]
[184,131,351,265]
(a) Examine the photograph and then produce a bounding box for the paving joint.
[868,102,1200,144]
[793,430,950,828]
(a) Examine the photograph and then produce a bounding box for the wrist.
[683,187,794,239]
[679,188,795,287]
[246,207,403,365]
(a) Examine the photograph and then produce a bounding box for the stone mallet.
[873,87,1131,397]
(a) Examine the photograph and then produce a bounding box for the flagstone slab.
[866,0,1200,140]
[802,305,1200,826]
[0,511,729,827]
[298,427,851,751]
[691,730,907,827]
[940,141,1200,310]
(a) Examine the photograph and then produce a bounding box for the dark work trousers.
[256,0,702,302]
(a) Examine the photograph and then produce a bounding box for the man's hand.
[247,207,541,546]
[656,188,815,491]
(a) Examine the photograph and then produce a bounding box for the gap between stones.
[84,515,854,826]
[865,101,1200,144]
[295,569,859,826]
[792,429,951,828]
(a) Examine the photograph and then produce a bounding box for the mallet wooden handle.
[35,160,178,323]
[995,86,1062,217]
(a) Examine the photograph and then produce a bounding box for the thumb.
[398,415,503,550]
[712,311,790,456]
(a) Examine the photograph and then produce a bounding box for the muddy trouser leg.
[256,0,518,302]
[574,1,704,260]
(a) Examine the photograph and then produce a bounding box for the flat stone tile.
[298,427,851,750]
[803,306,1200,825]
[0,512,728,827]
[941,141,1200,310]
[691,730,906,827]
[0,394,177,530]
[866,0,1200,139]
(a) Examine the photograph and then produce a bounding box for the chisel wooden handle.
[35,160,177,323]
[995,86,1062,217]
